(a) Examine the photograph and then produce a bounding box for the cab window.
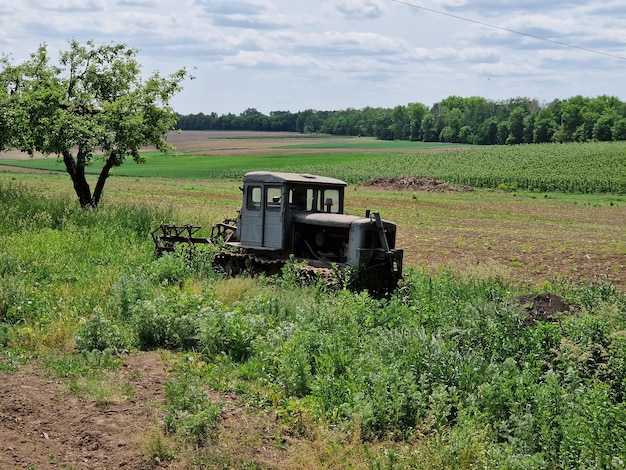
[320,188,340,213]
[289,187,314,211]
[246,186,261,211]
[266,186,282,211]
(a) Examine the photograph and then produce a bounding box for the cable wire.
[391,0,626,61]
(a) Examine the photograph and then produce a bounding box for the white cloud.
[31,0,106,12]
[411,46,499,63]
[300,31,406,56]
[194,0,269,15]
[334,0,387,19]
[0,0,623,113]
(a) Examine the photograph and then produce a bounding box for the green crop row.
[1,141,624,194]
[287,142,626,194]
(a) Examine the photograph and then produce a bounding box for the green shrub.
[0,323,13,347]
[131,294,204,350]
[108,272,156,318]
[164,374,221,447]
[274,330,314,398]
[74,309,135,352]
[149,252,189,286]
[197,306,256,362]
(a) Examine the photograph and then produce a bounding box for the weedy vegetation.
[1,141,625,468]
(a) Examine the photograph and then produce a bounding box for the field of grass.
[0,173,625,468]
[2,138,625,194]
[0,135,625,468]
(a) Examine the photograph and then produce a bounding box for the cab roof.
[244,171,347,187]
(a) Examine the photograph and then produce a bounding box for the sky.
[1,0,625,115]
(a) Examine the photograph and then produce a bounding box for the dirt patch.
[0,352,169,469]
[508,292,577,325]
[361,175,474,192]
[0,351,299,469]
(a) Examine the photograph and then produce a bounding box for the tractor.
[152,171,404,294]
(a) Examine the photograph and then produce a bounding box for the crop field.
[2,130,624,194]
[1,131,625,469]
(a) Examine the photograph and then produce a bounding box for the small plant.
[197,305,255,362]
[81,348,122,370]
[131,294,206,351]
[107,272,155,318]
[150,251,189,287]
[0,322,12,347]
[164,374,221,447]
[140,425,178,464]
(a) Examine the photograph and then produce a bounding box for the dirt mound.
[361,176,473,192]
[509,292,577,325]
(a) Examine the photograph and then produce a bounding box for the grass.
[0,151,399,179]
[1,138,626,468]
[3,169,624,290]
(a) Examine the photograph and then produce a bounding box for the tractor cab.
[236,171,346,251]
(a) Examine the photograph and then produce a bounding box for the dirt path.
[0,352,169,470]
[0,351,299,470]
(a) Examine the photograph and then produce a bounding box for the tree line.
[177,95,626,144]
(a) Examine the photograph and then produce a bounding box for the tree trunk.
[92,154,116,207]
[62,151,94,208]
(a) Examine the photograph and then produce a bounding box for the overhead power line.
[391,0,626,61]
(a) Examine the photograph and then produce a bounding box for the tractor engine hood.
[293,212,372,228]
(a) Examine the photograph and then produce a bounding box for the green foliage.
[149,252,190,286]
[74,309,134,352]
[197,305,256,362]
[0,323,13,348]
[80,348,122,369]
[177,94,626,147]
[107,271,156,318]
[0,40,189,207]
[6,140,623,194]
[164,368,221,447]
[296,142,625,194]
[0,180,75,234]
[131,294,206,351]
[1,172,625,468]
[45,348,120,378]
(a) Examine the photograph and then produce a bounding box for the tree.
[458,125,473,144]
[390,105,410,140]
[0,40,188,208]
[593,112,616,141]
[496,121,509,145]
[612,118,626,141]
[506,107,526,144]
[407,102,428,141]
[420,113,437,142]
[533,109,557,143]
[477,118,498,145]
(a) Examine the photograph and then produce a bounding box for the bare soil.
[508,292,577,325]
[0,352,295,470]
[361,175,474,192]
[0,352,168,469]
[0,130,448,160]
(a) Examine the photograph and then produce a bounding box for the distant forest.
[176,95,626,145]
